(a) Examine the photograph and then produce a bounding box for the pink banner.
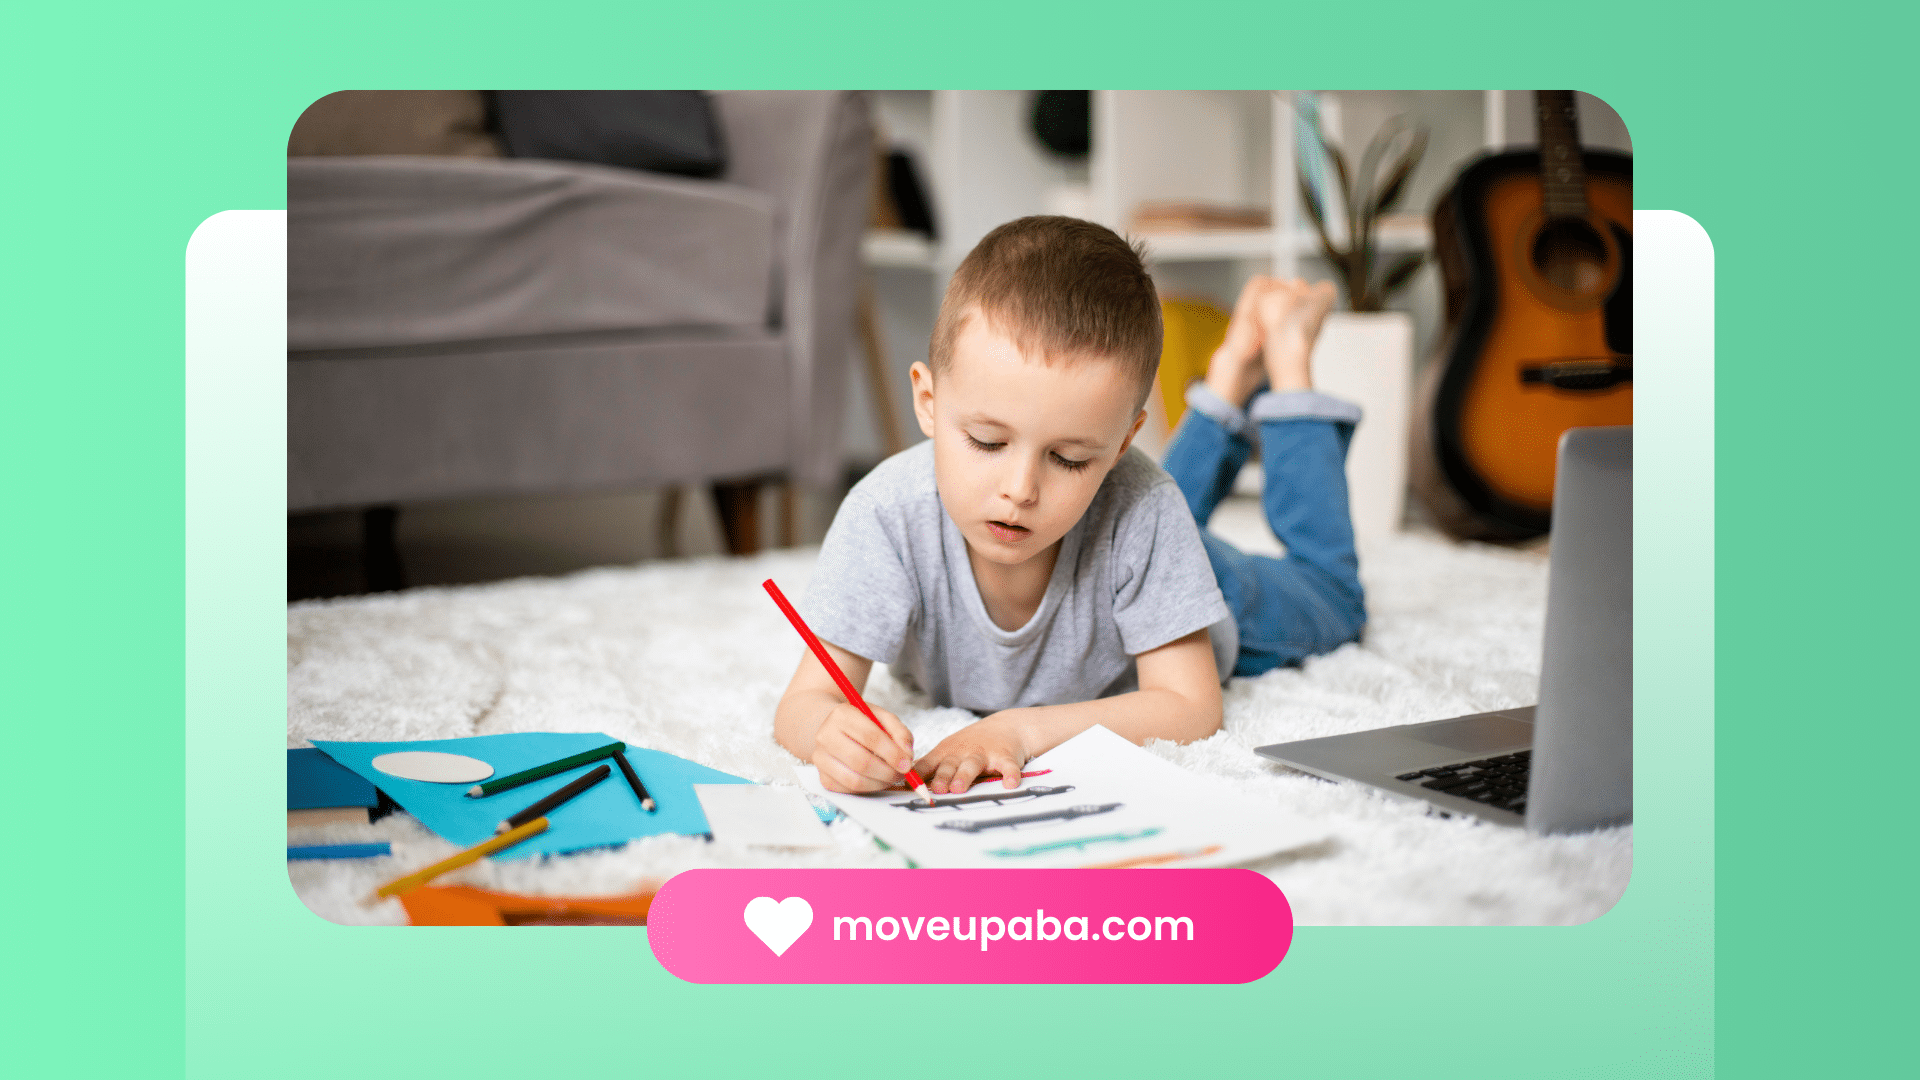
[648,869,1292,983]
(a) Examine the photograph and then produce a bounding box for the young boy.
[775,217,1365,795]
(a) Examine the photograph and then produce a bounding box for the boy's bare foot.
[1257,279,1338,392]
[1202,275,1277,408]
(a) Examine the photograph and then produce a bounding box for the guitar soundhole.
[1531,218,1609,293]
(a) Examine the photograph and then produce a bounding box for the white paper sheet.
[795,725,1322,868]
[694,784,833,848]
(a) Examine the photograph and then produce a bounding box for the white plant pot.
[1308,311,1412,550]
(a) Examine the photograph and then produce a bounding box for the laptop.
[1255,426,1631,833]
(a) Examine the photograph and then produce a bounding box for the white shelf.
[1134,228,1274,261]
[862,229,937,270]
[868,220,1432,270]
[1365,216,1433,253]
[1135,219,1431,263]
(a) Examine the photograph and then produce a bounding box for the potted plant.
[1294,111,1428,546]
[1298,112,1429,311]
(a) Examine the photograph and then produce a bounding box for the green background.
[7,1,1905,1076]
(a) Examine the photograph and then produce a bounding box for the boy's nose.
[1002,458,1040,507]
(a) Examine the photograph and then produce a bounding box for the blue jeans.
[1161,386,1367,677]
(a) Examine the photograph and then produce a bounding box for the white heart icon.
[742,896,813,957]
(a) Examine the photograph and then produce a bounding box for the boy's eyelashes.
[961,432,1092,472]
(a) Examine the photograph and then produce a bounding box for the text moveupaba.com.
[831,910,1195,951]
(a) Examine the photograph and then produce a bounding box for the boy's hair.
[929,216,1162,406]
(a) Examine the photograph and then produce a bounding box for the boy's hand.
[914,714,1031,794]
[812,703,917,795]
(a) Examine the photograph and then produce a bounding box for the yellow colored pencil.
[369,817,549,901]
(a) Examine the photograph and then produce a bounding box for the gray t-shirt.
[802,440,1233,714]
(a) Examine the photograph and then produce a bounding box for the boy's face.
[911,310,1147,569]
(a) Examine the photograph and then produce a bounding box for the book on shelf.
[1131,201,1270,233]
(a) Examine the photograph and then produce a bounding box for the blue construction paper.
[287,747,380,809]
[310,733,751,859]
[288,843,391,860]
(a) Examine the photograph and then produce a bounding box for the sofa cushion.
[491,91,726,178]
[287,332,790,511]
[288,156,777,351]
[289,91,503,158]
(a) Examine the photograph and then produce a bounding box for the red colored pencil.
[764,579,934,805]
[899,769,1049,790]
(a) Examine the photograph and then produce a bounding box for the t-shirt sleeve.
[800,486,918,666]
[1109,479,1231,655]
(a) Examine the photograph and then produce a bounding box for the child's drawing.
[935,802,1122,833]
[889,784,1075,812]
[797,725,1322,869]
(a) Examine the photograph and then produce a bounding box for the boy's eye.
[1051,452,1092,472]
[964,433,1005,453]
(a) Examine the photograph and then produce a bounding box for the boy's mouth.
[985,520,1031,543]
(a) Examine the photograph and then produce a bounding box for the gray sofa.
[287,91,872,553]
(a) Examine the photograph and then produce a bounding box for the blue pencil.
[288,843,391,860]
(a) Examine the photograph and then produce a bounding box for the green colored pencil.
[465,741,626,798]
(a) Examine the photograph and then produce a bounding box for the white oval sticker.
[370,751,494,783]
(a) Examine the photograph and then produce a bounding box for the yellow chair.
[1156,297,1231,431]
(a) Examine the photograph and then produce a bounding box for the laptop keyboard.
[1395,750,1530,815]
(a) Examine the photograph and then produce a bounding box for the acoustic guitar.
[1413,91,1631,539]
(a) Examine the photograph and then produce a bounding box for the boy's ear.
[909,361,938,439]
[1115,408,1148,460]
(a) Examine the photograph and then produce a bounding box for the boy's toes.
[1234,274,1273,319]
[1255,287,1294,331]
[1307,279,1338,315]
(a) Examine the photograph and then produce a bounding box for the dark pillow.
[489,91,727,178]
[289,91,503,158]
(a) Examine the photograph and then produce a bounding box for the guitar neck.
[1536,90,1588,219]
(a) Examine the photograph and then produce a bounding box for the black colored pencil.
[496,763,611,834]
[611,748,657,813]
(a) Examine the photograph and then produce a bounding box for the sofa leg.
[362,506,406,592]
[858,279,907,456]
[658,486,683,559]
[778,482,798,548]
[712,480,761,556]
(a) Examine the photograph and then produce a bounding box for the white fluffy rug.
[288,500,1630,926]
